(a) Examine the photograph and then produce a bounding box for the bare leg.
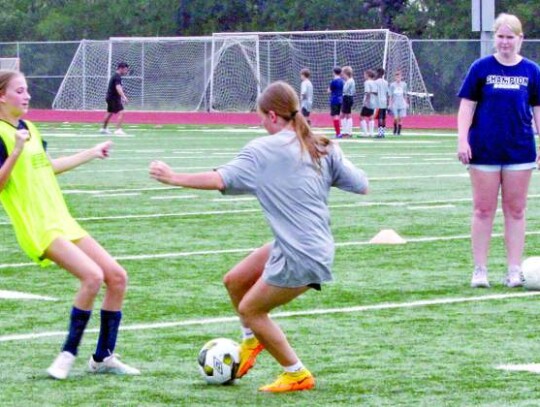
[238,279,308,367]
[223,244,271,321]
[116,111,125,130]
[102,113,114,129]
[44,237,104,310]
[470,168,501,267]
[501,170,532,267]
[75,236,127,311]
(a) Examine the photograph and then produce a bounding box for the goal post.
[53,30,433,114]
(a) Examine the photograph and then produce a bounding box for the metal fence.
[2,39,540,113]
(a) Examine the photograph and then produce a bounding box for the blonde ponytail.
[258,81,331,170]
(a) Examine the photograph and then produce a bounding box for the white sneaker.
[100,128,111,134]
[47,351,76,380]
[504,265,523,288]
[88,354,140,375]
[471,265,490,288]
[114,129,127,136]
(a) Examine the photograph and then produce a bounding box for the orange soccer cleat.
[258,368,315,393]
[236,337,265,379]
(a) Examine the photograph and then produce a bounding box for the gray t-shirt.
[389,81,408,109]
[300,79,313,111]
[363,79,377,109]
[217,129,368,288]
[343,78,356,96]
[375,78,390,108]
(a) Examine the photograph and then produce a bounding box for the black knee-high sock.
[93,310,122,362]
[62,307,92,356]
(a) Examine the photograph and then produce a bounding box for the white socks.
[284,360,304,373]
[241,326,254,340]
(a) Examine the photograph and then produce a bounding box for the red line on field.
[26,109,456,129]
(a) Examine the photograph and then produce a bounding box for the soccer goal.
[210,30,433,114]
[0,58,20,71]
[53,30,433,113]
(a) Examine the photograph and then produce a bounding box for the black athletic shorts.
[341,95,354,114]
[360,106,374,117]
[301,107,311,117]
[330,103,341,116]
[106,98,124,114]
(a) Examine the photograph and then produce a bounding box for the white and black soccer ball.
[521,257,540,290]
[197,338,240,385]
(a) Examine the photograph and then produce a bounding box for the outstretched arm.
[149,160,224,190]
[51,141,112,175]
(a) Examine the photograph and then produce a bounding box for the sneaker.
[258,368,315,393]
[335,134,343,139]
[114,129,127,136]
[236,337,264,378]
[47,351,76,380]
[88,354,140,375]
[471,265,490,288]
[504,265,523,288]
[99,128,111,134]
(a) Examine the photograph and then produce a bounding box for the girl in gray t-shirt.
[389,71,409,135]
[149,81,368,393]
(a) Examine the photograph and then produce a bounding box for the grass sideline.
[1,123,540,406]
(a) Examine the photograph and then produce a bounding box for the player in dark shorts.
[100,62,129,135]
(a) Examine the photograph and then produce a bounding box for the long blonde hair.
[257,81,330,169]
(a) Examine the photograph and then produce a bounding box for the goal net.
[0,58,20,71]
[211,30,433,114]
[53,37,213,111]
[53,30,433,113]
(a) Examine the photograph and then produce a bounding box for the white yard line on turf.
[94,193,141,198]
[150,195,199,200]
[496,364,540,373]
[0,290,57,301]
[0,292,537,343]
[3,230,540,270]
[407,204,455,211]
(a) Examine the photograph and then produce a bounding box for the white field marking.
[0,290,57,301]
[0,291,538,343]
[44,133,134,138]
[0,196,483,226]
[4,230,540,270]
[212,197,257,202]
[72,161,458,175]
[496,364,540,374]
[74,166,210,173]
[94,192,141,198]
[370,173,468,181]
[63,186,180,195]
[423,158,454,161]
[407,204,455,211]
[381,156,411,160]
[150,195,199,200]
[338,139,441,144]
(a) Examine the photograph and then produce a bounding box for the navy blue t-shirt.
[0,120,47,167]
[458,55,540,165]
[329,77,344,106]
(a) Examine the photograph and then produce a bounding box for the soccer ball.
[521,257,540,290]
[197,338,240,385]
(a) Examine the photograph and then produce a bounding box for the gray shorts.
[468,162,537,172]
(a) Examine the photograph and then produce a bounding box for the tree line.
[0,0,539,42]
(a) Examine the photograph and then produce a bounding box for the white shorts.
[468,162,537,172]
[391,107,407,118]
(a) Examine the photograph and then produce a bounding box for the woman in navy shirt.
[457,13,540,288]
